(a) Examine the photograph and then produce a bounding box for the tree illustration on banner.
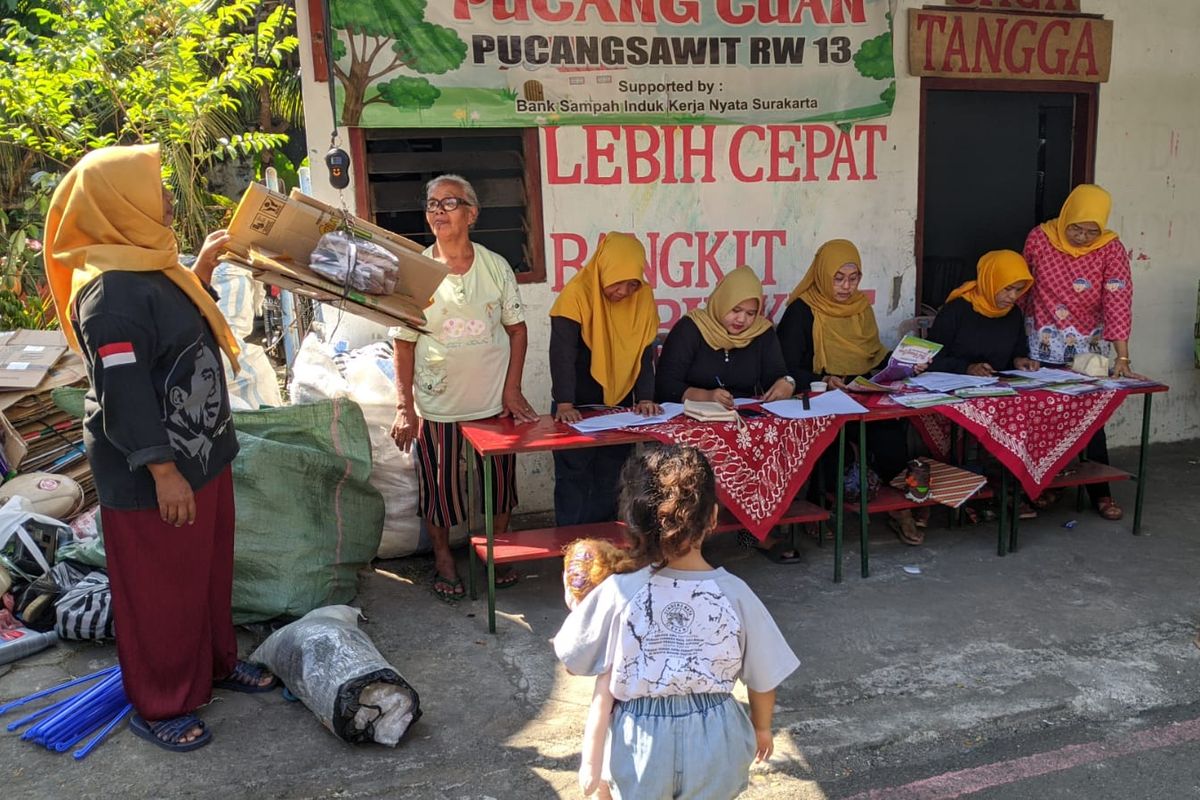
[853,13,895,108]
[329,0,466,126]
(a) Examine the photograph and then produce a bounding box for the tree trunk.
[339,59,372,127]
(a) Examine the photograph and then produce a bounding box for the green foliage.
[0,178,57,330]
[377,75,441,110]
[880,81,896,107]
[0,0,299,251]
[329,0,466,125]
[853,16,895,81]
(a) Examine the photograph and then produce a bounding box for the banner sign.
[908,8,1112,82]
[943,0,1081,10]
[540,123,899,334]
[328,0,896,128]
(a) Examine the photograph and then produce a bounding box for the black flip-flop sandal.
[129,714,212,752]
[432,573,465,603]
[214,660,278,694]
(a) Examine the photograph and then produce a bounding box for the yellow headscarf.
[787,239,885,376]
[550,232,657,406]
[45,145,240,370]
[946,250,1034,318]
[1040,184,1119,257]
[685,265,773,351]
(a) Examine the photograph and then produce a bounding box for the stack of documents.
[891,392,964,409]
[761,390,867,420]
[908,372,999,392]
[569,403,684,434]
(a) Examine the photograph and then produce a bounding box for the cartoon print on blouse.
[442,318,467,339]
[1104,278,1126,292]
[1088,328,1104,354]
[1054,304,1071,321]
[162,337,229,472]
[1038,328,1054,361]
[1072,278,1093,293]
[1025,316,1036,336]
[464,318,486,337]
[415,362,447,396]
[1063,332,1079,362]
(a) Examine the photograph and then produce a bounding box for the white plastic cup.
[810,381,827,393]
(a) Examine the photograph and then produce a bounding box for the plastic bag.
[309,232,401,296]
[0,496,63,584]
[250,605,421,745]
[55,571,115,641]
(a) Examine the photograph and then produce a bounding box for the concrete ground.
[2,441,1198,799]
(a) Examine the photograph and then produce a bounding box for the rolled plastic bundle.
[309,231,401,296]
[250,605,421,745]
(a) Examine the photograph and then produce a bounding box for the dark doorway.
[917,81,1097,312]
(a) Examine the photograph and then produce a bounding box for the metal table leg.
[1133,393,1153,535]
[997,470,1008,557]
[834,426,846,583]
[484,455,497,633]
[467,444,477,600]
[859,421,870,579]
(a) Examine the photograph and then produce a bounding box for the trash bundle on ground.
[251,605,421,746]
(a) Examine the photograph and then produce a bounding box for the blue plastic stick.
[49,696,121,749]
[28,674,122,743]
[0,666,119,716]
[73,703,132,760]
[6,692,81,733]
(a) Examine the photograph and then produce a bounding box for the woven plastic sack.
[51,389,384,624]
[230,399,384,623]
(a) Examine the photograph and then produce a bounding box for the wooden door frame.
[914,78,1099,315]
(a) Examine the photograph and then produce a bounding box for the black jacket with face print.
[72,271,239,510]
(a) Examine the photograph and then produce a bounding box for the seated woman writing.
[655,265,796,406]
[927,250,1039,376]
[655,265,799,562]
[777,239,926,545]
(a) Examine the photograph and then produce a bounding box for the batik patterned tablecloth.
[627,416,843,541]
[910,390,1126,499]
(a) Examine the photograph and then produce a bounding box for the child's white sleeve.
[729,584,800,692]
[553,581,620,676]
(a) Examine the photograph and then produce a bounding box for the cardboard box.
[226,184,448,330]
[0,330,68,390]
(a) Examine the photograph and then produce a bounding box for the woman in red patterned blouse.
[1021,184,1134,520]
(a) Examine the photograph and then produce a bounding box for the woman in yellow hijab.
[655,265,796,407]
[777,239,887,385]
[928,250,1038,376]
[549,232,659,525]
[778,240,926,544]
[44,145,275,752]
[1021,183,1134,520]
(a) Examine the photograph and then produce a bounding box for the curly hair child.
[555,445,799,799]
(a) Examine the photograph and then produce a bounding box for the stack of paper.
[954,385,1018,398]
[908,372,999,392]
[1001,367,1091,383]
[761,389,867,419]
[891,392,964,409]
[1041,382,1104,396]
[569,403,684,434]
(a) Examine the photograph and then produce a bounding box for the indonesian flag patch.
[98,342,137,368]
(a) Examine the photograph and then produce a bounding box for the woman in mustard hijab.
[778,240,924,544]
[1021,184,1136,520]
[928,250,1039,375]
[45,145,276,753]
[655,265,795,406]
[550,232,659,525]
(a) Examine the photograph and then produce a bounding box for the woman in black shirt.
[549,232,659,525]
[655,265,795,405]
[928,249,1038,376]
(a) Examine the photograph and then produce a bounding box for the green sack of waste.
[53,390,384,623]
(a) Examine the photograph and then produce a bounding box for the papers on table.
[954,385,1018,398]
[1001,367,1090,383]
[569,403,684,433]
[761,389,867,419]
[1094,377,1161,390]
[891,392,964,409]
[908,372,999,392]
[847,376,898,393]
[733,397,760,407]
[1041,382,1104,396]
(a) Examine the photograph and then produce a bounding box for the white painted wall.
[297,1,1200,515]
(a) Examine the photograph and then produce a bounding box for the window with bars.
[360,128,546,284]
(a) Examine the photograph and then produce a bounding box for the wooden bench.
[466,499,830,599]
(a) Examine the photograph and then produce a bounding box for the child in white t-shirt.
[555,445,800,799]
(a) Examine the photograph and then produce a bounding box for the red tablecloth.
[627,416,842,540]
[909,390,1126,499]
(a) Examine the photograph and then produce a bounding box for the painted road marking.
[843,716,1200,800]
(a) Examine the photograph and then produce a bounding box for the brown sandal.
[1030,489,1062,510]
[888,512,924,546]
[1096,497,1124,521]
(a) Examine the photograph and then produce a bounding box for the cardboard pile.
[222,184,448,332]
[0,331,93,509]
